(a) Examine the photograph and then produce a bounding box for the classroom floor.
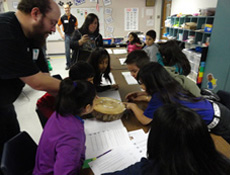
[14,55,68,144]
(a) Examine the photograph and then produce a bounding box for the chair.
[0,131,37,175]
[217,90,230,110]
[36,108,48,128]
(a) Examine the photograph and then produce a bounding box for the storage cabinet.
[165,16,214,45]
[183,49,200,81]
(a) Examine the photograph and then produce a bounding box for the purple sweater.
[33,112,86,175]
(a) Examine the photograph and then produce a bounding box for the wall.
[201,0,230,91]
[50,0,162,54]
[171,0,218,15]
[58,0,161,38]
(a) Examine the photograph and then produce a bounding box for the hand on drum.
[125,91,147,102]
[123,102,137,110]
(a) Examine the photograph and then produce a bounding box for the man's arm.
[20,72,60,96]
[56,23,64,39]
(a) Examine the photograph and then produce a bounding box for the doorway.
[160,0,172,39]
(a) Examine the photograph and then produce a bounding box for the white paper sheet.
[129,129,148,158]
[113,49,127,55]
[101,72,116,85]
[105,7,112,15]
[146,9,154,16]
[125,8,139,31]
[84,119,124,134]
[97,89,121,101]
[89,146,142,175]
[85,127,132,159]
[106,26,114,33]
[119,58,126,65]
[147,19,154,26]
[103,0,111,6]
[106,48,113,54]
[121,72,138,85]
[105,16,113,24]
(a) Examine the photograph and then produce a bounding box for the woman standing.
[70,13,103,64]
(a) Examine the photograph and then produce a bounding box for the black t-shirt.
[0,12,49,106]
[60,14,77,35]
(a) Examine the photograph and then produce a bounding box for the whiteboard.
[47,7,104,41]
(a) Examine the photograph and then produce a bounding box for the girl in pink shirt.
[127,32,143,53]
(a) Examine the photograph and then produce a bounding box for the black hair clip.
[58,1,64,6]
[66,1,73,7]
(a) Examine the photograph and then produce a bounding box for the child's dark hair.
[146,104,230,175]
[69,61,95,81]
[146,30,156,40]
[159,40,191,76]
[125,50,150,69]
[137,62,200,103]
[129,32,142,45]
[55,78,96,116]
[88,47,111,84]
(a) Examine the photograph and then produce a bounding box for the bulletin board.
[47,7,104,41]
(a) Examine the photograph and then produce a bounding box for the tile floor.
[14,55,68,144]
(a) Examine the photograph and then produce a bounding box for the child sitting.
[124,62,230,143]
[124,50,200,101]
[127,32,143,53]
[157,40,191,76]
[36,62,95,123]
[143,30,159,62]
[33,79,96,175]
[88,47,118,92]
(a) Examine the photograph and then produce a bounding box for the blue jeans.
[65,34,71,67]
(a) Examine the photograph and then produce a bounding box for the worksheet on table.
[121,72,138,85]
[89,145,143,175]
[85,127,132,159]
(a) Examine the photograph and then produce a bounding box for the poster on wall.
[0,0,4,13]
[74,0,85,6]
[12,2,18,9]
[124,8,139,31]
[103,0,111,6]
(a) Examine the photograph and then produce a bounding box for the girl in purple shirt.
[33,79,96,175]
[124,62,230,143]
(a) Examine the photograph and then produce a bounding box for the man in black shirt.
[57,4,78,70]
[0,0,61,159]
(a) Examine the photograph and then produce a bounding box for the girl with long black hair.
[103,104,230,175]
[124,62,230,143]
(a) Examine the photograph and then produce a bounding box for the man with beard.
[0,0,61,160]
